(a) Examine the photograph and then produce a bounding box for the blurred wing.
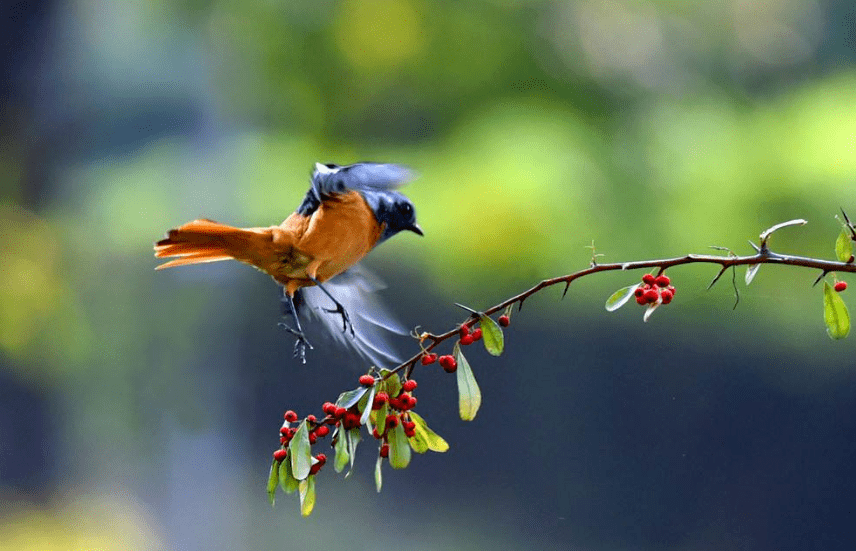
[296,162,415,216]
[296,264,407,367]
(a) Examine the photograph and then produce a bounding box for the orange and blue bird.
[154,162,422,364]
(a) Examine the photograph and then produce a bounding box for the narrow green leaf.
[642,301,660,323]
[336,387,368,410]
[298,476,316,517]
[408,411,449,452]
[333,428,349,473]
[605,284,639,312]
[267,459,278,506]
[290,420,312,480]
[407,423,429,453]
[454,342,481,421]
[823,281,851,339]
[374,454,383,493]
[379,370,401,398]
[836,228,853,262]
[278,453,299,494]
[360,385,376,426]
[388,421,411,469]
[745,264,760,285]
[345,427,361,477]
[479,314,504,356]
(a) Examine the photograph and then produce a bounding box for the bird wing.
[296,162,415,216]
[292,263,407,367]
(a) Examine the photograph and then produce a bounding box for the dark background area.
[2,1,856,549]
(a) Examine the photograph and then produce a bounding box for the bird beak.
[408,223,424,236]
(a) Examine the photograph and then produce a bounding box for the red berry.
[306,414,317,424]
[279,426,290,436]
[273,449,288,462]
[655,275,670,287]
[402,380,417,392]
[372,428,382,439]
[421,353,437,365]
[359,374,375,387]
[459,324,470,338]
[472,328,483,341]
[380,443,390,458]
[314,425,330,438]
[835,281,847,292]
[460,334,475,346]
[398,394,414,410]
[667,285,675,296]
[405,428,416,438]
[309,433,317,444]
[334,406,346,419]
[322,402,336,415]
[642,274,656,285]
[643,289,659,303]
[407,396,417,408]
[660,289,673,304]
[498,315,510,327]
[634,287,644,297]
[386,414,399,429]
[439,355,457,373]
[284,410,298,423]
[280,436,288,445]
[315,453,327,464]
[635,295,647,305]
[388,397,403,410]
[372,392,389,410]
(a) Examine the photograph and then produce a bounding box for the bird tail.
[154,219,273,270]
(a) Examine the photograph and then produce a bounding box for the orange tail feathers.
[154,219,276,270]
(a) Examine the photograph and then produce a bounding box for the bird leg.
[279,291,313,363]
[308,276,355,336]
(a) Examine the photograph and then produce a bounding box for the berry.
[498,315,510,327]
[407,396,417,408]
[385,414,399,429]
[310,455,325,475]
[279,426,290,436]
[388,397,404,410]
[421,353,437,365]
[359,374,375,387]
[372,428,383,439]
[472,328,483,341]
[322,402,336,415]
[284,410,298,423]
[660,289,673,304]
[309,433,317,444]
[314,425,330,438]
[306,414,317,424]
[667,285,675,296]
[635,295,647,305]
[334,406,346,419]
[280,436,288,445]
[460,334,475,346]
[343,411,361,430]
[634,287,644,297]
[402,380,417,392]
[398,394,414,410]
[835,281,848,292]
[642,274,656,285]
[642,289,659,303]
[273,449,288,462]
[439,355,458,373]
[655,275,670,287]
[459,324,470,338]
[380,443,390,458]
[372,392,389,410]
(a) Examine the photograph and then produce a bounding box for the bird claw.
[278,322,314,364]
[323,303,355,336]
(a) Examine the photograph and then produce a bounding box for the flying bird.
[154,162,422,364]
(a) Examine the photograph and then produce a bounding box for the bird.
[153,162,423,364]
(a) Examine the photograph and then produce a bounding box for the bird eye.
[399,202,413,216]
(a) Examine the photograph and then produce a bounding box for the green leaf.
[745,264,760,285]
[823,281,851,339]
[605,284,639,312]
[379,370,401,398]
[345,427,361,477]
[336,387,368,410]
[408,411,449,453]
[333,428,349,473]
[298,476,316,517]
[267,459,279,506]
[360,385,376,427]
[454,342,481,421]
[278,453,299,494]
[479,314,504,356]
[290,420,312,480]
[388,421,411,469]
[374,454,383,493]
[836,228,853,262]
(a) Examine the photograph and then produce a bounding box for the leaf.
[642,302,660,323]
[360,385,376,427]
[479,314,504,356]
[408,411,449,453]
[388,421,411,469]
[374,454,383,493]
[333,428,349,473]
[759,218,807,242]
[823,281,851,339]
[290,420,312,480]
[836,228,853,262]
[278,453,299,494]
[298,476,316,517]
[605,284,639,312]
[336,387,368,410]
[454,342,481,421]
[379,369,401,398]
[745,264,760,285]
[345,427,361,477]
[267,459,278,506]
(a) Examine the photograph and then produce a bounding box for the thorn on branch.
[562,281,571,299]
[812,270,827,287]
[707,266,728,290]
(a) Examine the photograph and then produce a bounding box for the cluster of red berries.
[835,281,847,292]
[634,273,675,305]
[457,324,483,346]
[421,351,457,373]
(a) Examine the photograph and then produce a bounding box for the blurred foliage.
[2,0,855,548]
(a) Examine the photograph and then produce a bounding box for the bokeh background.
[2,1,856,549]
